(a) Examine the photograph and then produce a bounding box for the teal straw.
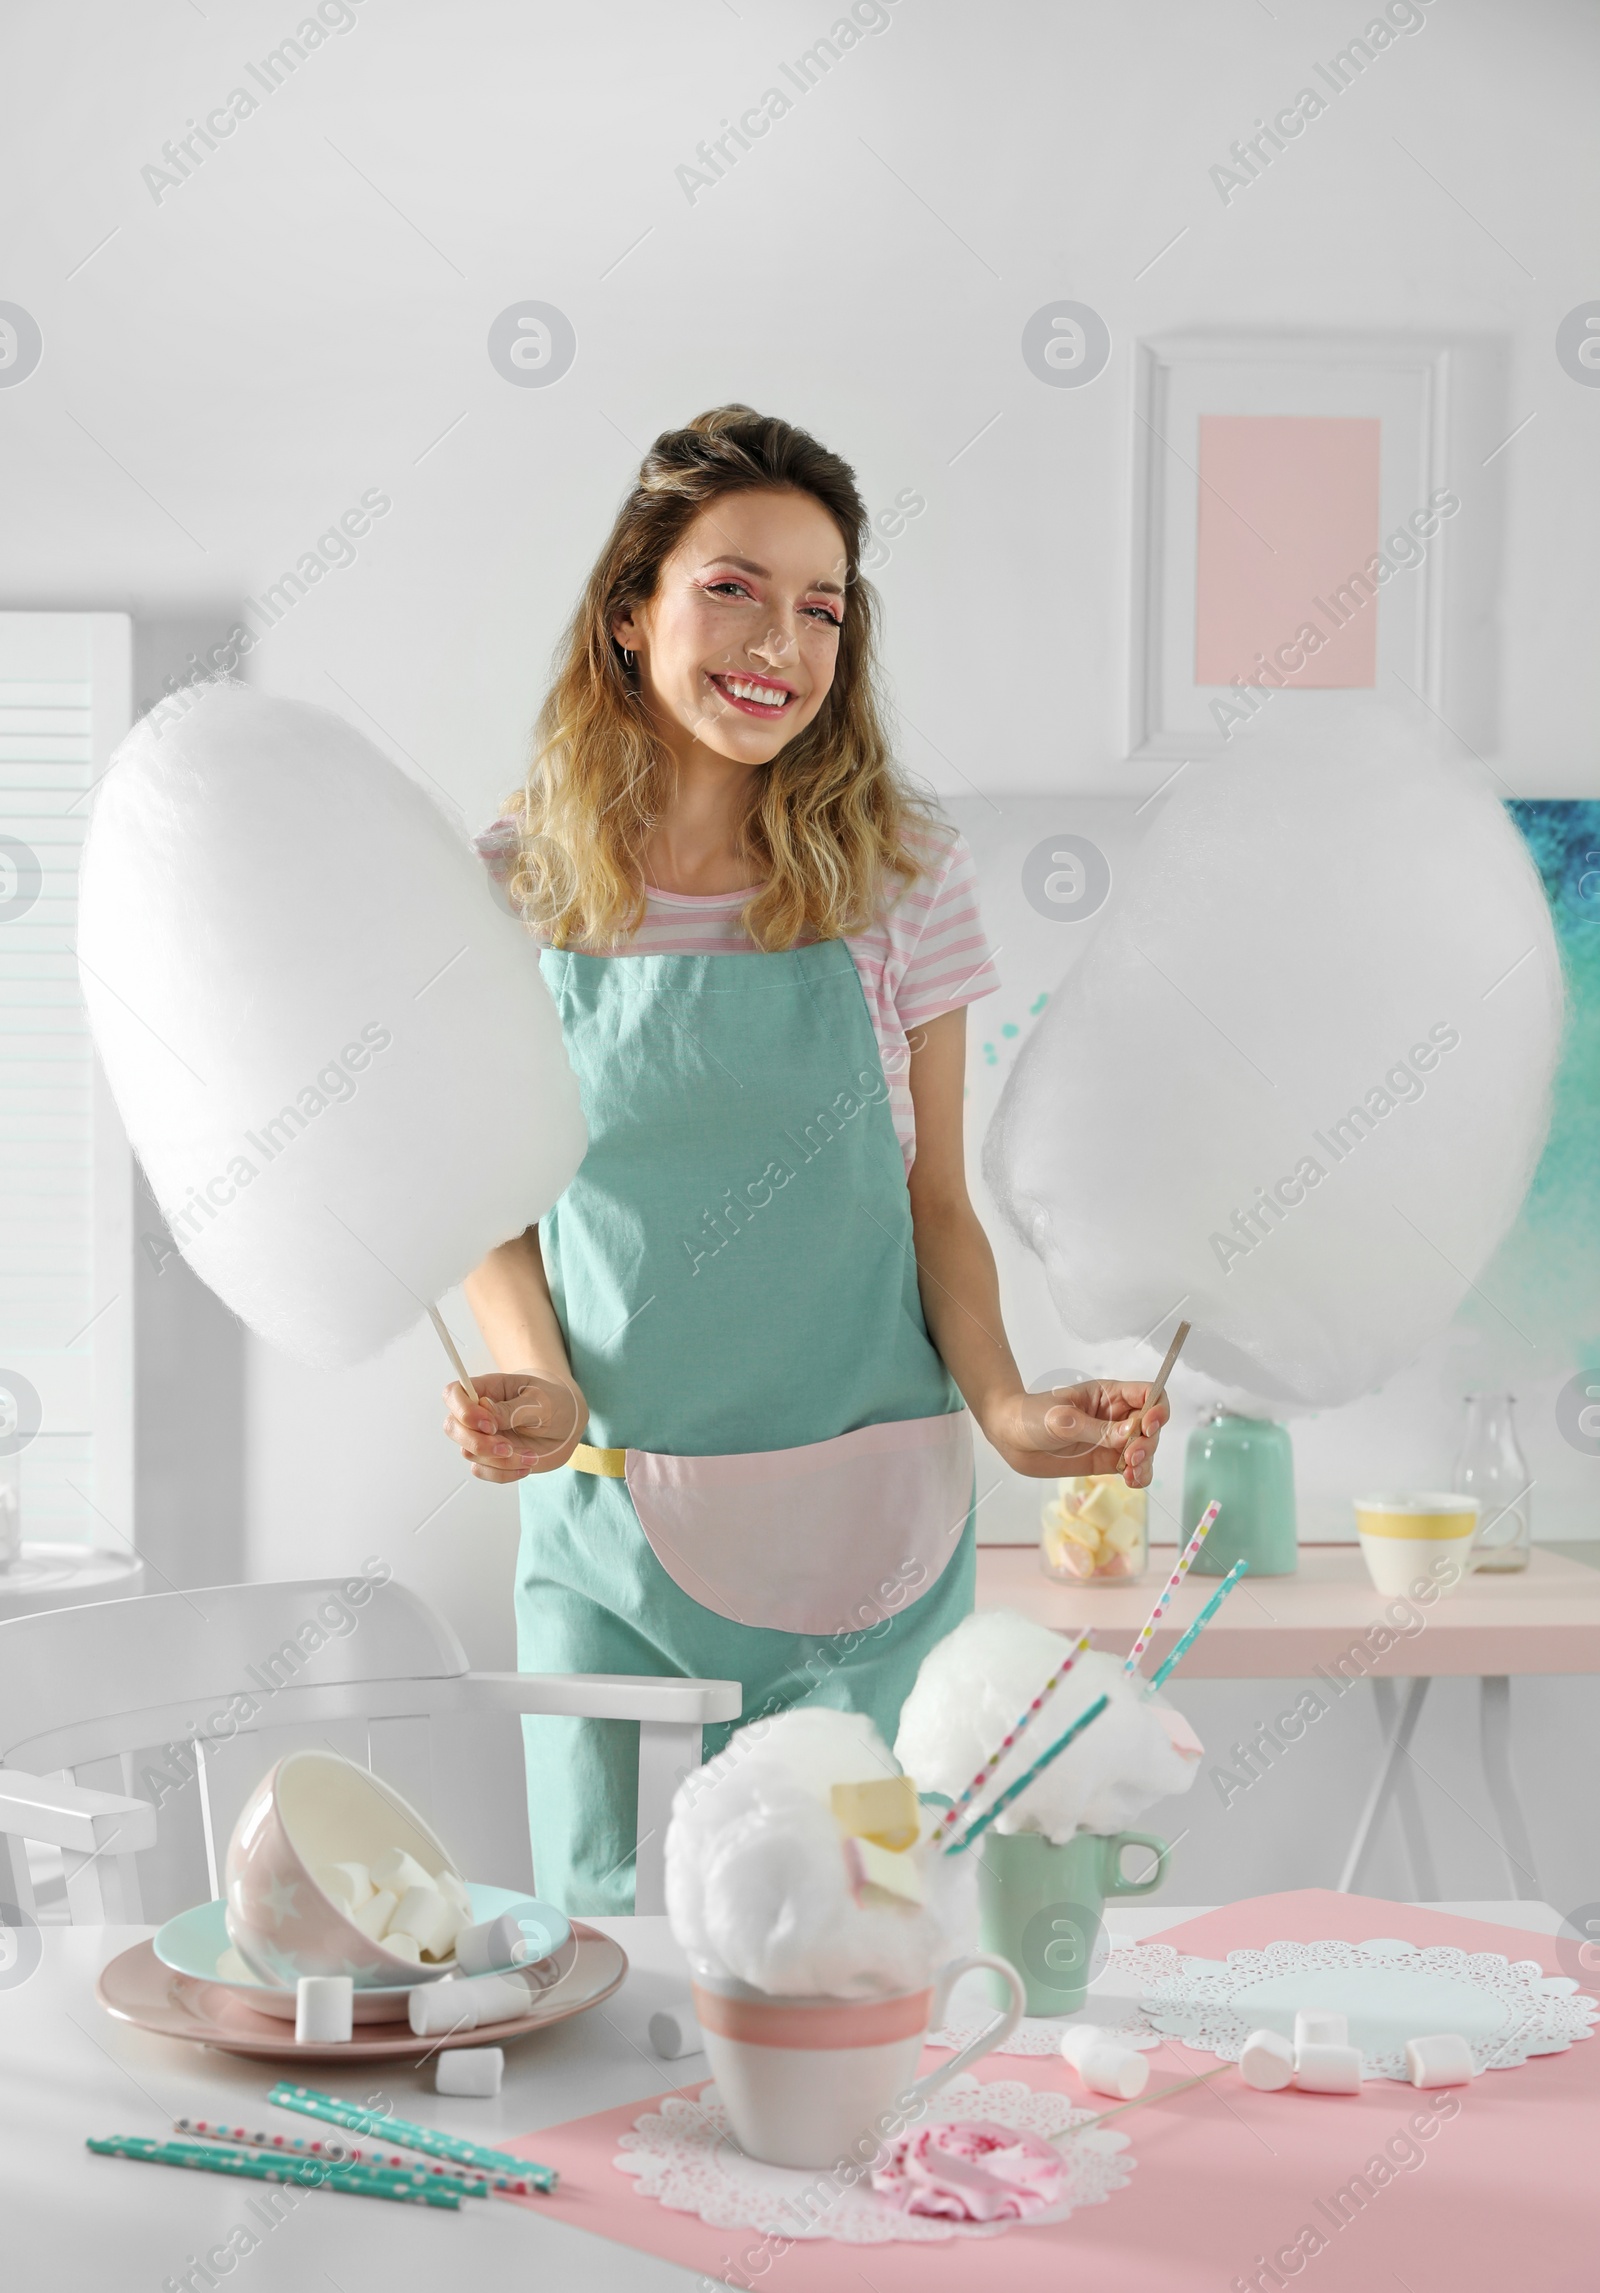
[87,2134,466,2208]
[944,1695,1111,1855]
[268,2083,556,2192]
[1145,1559,1248,1692]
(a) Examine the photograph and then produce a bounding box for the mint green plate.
[153,1885,570,2022]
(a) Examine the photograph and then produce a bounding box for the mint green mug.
[976,1829,1170,2016]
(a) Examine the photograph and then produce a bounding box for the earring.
[622,648,635,666]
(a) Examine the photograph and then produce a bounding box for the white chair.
[0,1575,740,1922]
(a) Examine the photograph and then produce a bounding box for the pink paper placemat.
[504,1891,1600,2291]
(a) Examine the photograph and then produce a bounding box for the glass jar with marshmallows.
[1041,1475,1149,1584]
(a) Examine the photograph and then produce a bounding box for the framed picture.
[1127,333,1504,761]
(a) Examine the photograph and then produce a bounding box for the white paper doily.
[932,1938,1597,2076]
[612,2072,1133,2244]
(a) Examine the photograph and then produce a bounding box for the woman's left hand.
[983,1380,1169,1485]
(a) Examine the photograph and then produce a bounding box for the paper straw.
[1144,1559,1248,1692]
[930,1628,1093,1846]
[87,2134,465,2208]
[172,2117,542,2197]
[943,1695,1110,1857]
[267,2082,556,2191]
[1122,1501,1221,1676]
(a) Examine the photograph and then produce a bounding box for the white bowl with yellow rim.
[1352,1492,1480,1596]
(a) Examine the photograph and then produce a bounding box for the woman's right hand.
[443,1373,587,1481]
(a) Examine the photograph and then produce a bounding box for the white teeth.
[722,677,787,707]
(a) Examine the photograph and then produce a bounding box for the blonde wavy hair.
[503,404,939,951]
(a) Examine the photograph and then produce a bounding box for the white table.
[3,1903,1562,2291]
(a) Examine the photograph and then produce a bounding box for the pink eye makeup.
[696,563,844,629]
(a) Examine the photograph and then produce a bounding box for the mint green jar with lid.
[1183,1405,1298,1576]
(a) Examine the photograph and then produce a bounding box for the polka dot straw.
[1122,1500,1221,1677]
[930,1627,1092,1847]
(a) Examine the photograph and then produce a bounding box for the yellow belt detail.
[570,1442,627,1477]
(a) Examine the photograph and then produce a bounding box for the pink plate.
[96,1921,627,2062]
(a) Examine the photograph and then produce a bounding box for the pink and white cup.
[691,1952,1027,2170]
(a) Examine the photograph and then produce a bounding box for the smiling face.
[612,487,850,767]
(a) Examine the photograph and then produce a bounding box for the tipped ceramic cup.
[1353,1493,1479,1597]
[224,1747,464,1989]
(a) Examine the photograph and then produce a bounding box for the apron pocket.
[625,1411,973,1636]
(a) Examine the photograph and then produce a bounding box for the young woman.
[448,406,1169,1912]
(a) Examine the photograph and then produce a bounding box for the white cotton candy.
[665,1708,972,1999]
[983,716,1562,1408]
[894,1611,1198,1843]
[77,681,586,1368]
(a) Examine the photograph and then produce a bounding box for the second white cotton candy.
[895,1610,1200,1840]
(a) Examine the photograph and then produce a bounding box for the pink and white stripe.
[1122,1501,1222,1677]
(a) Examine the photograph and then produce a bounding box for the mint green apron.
[516,937,976,1913]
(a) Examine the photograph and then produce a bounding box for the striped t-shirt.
[475,816,999,1170]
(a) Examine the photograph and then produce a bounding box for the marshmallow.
[295,1975,353,2045]
[648,2007,705,2060]
[381,1932,423,1966]
[436,2046,504,2097]
[455,1911,560,1977]
[1294,2042,1363,2094]
[1294,2008,1348,2050]
[1405,2032,1476,2088]
[409,1971,532,2037]
[437,1869,472,1918]
[349,1888,398,1941]
[369,1848,436,1900]
[830,1776,922,1851]
[1239,2028,1296,2091]
[315,1861,374,1912]
[1058,2025,1150,2100]
[843,1835,926,1910]
[388,1885,461,1959]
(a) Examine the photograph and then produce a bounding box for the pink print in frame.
[1195,413,1381,691]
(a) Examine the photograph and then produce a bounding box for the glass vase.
[1452,1392,1531,1572]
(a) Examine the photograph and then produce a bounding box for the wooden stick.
[1144,1319,1191,1417]
[428,1305,480,1406]
[1054,2062,1230,2141]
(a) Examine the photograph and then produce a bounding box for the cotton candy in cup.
[77,681,587,1368]
[665,1707,969,1998]
[895,1609,1200,1840]
[983,716,1562,1408]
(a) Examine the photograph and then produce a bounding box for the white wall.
[10,0,1598,1900]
